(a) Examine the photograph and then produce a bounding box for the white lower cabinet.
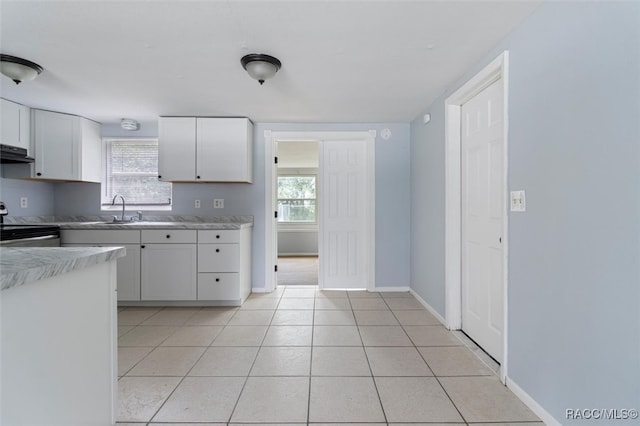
[197,228,252,304]
[61,229,141,301]
[62,226,252,304]
[141,230,197,301]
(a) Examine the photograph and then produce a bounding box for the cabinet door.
[196,118,252,182]
[79,118,102,183]
[33,109,80,180]
[1,99,30,151]
[141,244,197,300]
[158,117,196,181]
[63,243,141,301]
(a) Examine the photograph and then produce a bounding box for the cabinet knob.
[216,234,220,239]
[36,172,42,176]
[215,278,220,282]
[158,175,162,179]
[216,248,220,253]
[166,234,171,239]
[196,175,201,179]
[141,245,146,249]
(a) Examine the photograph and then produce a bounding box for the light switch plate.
[194,199,201,209]
[20,197,28,208]
[214,199,224,209]
[510,190,526,212]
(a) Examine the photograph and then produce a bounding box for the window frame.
[277,171,318,225]
[101,137,172,211]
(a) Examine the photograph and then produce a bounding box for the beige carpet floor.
[277,256,318,286]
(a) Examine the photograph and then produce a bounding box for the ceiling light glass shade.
[0,54,43,84]
[241,54,281,85]
[121,118,139,131]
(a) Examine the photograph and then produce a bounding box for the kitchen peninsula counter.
[1,246,121,425]
[0,246,125,290]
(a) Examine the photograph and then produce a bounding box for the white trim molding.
[444,51,510,383]
[409,289,447,326]
[507,377,562,426]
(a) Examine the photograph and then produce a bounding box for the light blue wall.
[52,121,411,289]
[0,174,55,217]
[410,2,640,423]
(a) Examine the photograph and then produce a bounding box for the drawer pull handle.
[216,235,220,239]
[216,278,220,282]
[216,248,220,253]
[166,234,171,239]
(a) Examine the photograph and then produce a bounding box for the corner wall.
[410,2,640,423]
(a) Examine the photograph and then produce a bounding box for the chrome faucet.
[111,194,126,222]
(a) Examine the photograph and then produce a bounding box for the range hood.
[0,144,34,164]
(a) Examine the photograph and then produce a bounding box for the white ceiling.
[0,0,542,125]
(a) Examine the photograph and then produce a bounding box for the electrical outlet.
[194,199,201,209]
[214,199,224,209]
[510,190,526,212]
[20,197,28,208]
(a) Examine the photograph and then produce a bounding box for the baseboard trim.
[409,288,447,326]
[278,253,319,257]
[374,286,411,292]
[251,287,270,293]
[507,377,560,426]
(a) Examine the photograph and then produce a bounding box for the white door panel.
[320,139,370,289]
[461,78,504,362]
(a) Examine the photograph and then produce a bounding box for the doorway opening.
[444,51,509,382]
[264,130,376,293]
[276,140,320,287]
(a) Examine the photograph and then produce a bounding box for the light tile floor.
[117,286,542,425]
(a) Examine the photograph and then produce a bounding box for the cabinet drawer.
[198,273,239,300]
[198,244,239,272]
[62,229,140,244]
[198,230,239,244]
[142,229,197,244]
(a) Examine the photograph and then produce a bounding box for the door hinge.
[274,156,278,164]
[274,211,278,218]
[275,265,278,272]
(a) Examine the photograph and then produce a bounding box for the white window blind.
[102,138,172,207]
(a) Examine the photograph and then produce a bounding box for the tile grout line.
[306,288,317,425]
[225,289,284,424]
[141,307,210,423]
[348,291,389,425]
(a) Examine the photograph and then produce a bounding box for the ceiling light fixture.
[0,54,43,85]
[240,53,281,85]
[121,118,139,131]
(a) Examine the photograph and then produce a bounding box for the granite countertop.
[1,246,126,291]
[5,215,254,230]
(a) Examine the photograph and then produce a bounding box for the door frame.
[264,130,376,293]
[444,51,509,382]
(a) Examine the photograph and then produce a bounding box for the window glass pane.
[103,139,172,207]
[277,175,316,222]
[278,176,315,199]
[278,199,316,222]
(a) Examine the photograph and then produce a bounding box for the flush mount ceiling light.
[121,118,139,131]
[0,54,43,85]
[240,53,281,85]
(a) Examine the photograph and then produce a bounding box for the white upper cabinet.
[158,117,196,181]
[32,109,102,182]
[158,117,253,183]
[1,98,30,152]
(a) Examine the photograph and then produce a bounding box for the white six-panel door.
[320,139,370,289]
[461,78,505,362]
